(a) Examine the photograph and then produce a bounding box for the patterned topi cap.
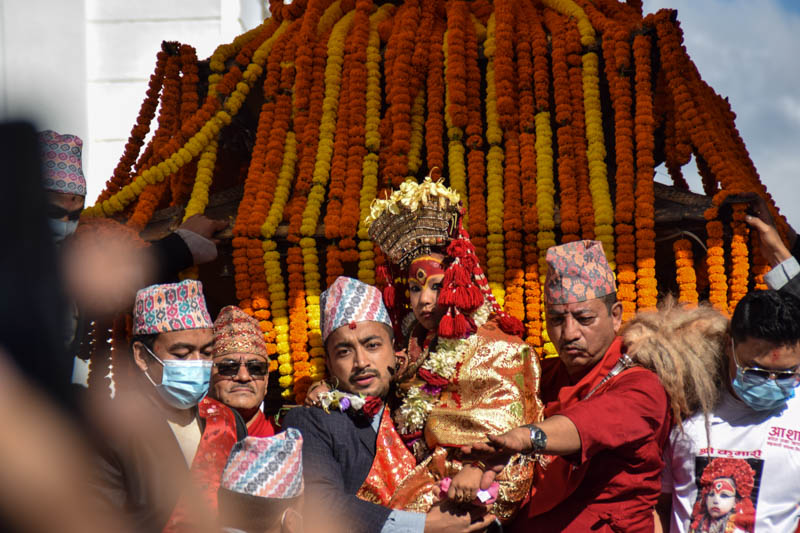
[213,305,268,359]
[133,280,213,335]
[320,276,392,341]
[545,240,616,304]
[220,430,304,499]
[39,130,86,196]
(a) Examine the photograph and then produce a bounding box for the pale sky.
[646,0,800,230]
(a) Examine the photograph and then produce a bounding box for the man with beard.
[283,276,494,533]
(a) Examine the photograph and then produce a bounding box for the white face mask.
[48,218,78,243]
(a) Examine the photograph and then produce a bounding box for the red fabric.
[247,410,277,437]
[512,337,671,533]
[363,396,383,418]
[162,397,240,533]
[356,406,417,505]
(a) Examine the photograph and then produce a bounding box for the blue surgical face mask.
[49,218,79,244]
[731,338,798,411]
[142,345,212,409]
[732,367,795,411]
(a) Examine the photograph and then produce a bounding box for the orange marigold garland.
[632,32,658,310]
[543,10,580,243]
[91,1,792,380]
[170,44,201,206]
[728,203,749,311]
[673,238,698,305]
[463,4,488,268]
[602,21,637,319]
[516,1,542,347]
[425,18,446,173]
[383,0,421,187]
[127,50,183,232]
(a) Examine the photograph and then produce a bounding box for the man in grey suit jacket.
[284,277,494,533]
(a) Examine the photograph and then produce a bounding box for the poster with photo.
[689,456,764,533]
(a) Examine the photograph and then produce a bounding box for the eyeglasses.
[214,359,269,378]
[46,204,82,221]
[731,339,800,388]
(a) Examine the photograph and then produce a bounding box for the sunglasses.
[214,359,269,378]
[46,204,82,221]
[732,339,800,388]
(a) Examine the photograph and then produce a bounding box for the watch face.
[531,427,547,452]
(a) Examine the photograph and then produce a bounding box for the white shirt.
[663,389,800,532]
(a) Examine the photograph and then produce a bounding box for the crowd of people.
[2,124,799,533]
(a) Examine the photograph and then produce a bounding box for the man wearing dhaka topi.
[463,240,672,532]
[210,305,278,437]
[284,276,496,533]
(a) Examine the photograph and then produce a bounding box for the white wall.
[0,0,88,146]
[0,0,266,203]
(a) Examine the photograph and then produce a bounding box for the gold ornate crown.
[366,178,461,269]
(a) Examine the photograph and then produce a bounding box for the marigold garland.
[483,12,505,305]
[633,32,658,311]
[673,238,698,305]
[90,1,791,376]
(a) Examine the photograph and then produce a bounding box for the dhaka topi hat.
[220,430,304,499]
[320,276,391,341]
[39,130,86,196]
[214,305,268,359]
[133,280,213,335]
[545,240,616,304]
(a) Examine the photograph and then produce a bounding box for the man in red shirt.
[464,240,671,532]
[210,305,277,437]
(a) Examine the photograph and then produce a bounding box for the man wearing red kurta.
[464,240,671,532]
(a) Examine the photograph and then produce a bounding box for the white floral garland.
[317,390,366,413]
[394,302,492,440]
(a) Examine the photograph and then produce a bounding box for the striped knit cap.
[320,276,391,341]
[220,430,304,499]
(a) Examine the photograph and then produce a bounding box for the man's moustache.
[349,370,379,383]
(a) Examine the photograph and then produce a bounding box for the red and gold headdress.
[367,177,523,340]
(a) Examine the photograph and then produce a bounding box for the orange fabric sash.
[162,397,240,533]
[356,407,417,506]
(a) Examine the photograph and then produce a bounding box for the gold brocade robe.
[358,318,544,522]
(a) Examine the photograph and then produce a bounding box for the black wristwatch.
[524,424,547,454]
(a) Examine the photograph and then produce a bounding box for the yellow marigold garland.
[301,10,354,238]
[357,6,393,286]
[535,111,557,357]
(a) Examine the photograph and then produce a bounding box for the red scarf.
[246,409,277,437]
[356,407,417,506]
[162,397,239,533]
